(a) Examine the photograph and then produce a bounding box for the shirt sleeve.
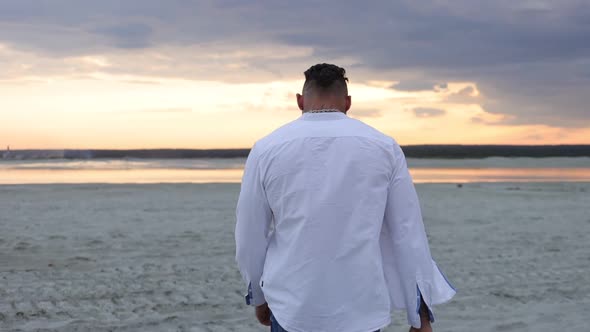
[235,145,273,306]
[380,143,456,328]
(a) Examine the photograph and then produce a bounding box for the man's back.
[253,111,395,331]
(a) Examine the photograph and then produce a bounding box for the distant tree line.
[4,145,590,160]
[399,145,590,158]
[79,149,250,159]
[72,145,590,159]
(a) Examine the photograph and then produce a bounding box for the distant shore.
[2,145,590,160]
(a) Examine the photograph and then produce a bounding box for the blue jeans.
[270,313,380,332]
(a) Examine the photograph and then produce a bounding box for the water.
[0,157,589,184]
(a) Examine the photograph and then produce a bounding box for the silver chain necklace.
[306,108,341,113]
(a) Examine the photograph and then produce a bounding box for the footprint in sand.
[69,256,94,262]
[13,241,31,251]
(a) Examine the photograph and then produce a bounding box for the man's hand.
[409,323,432,332]
[255,302,271,326]
[409,297,433,332]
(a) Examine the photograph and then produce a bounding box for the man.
[235,63,455,332]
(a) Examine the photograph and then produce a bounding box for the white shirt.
[235,111,455,332]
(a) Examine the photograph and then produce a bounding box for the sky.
[1,0,589,149]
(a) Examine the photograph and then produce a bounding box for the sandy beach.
[0,182,588,331]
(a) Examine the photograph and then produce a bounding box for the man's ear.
[296,93,304,111]
[345,95,352,111]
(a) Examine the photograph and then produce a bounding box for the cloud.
[412,107,446,118]
[0,1,588,127]
[445,86,479,103]
[391,81,445,92]
[93,23,153,49]
[351,108,382,118]
[0,41,313,83]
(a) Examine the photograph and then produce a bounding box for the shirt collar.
[299,111,349,121]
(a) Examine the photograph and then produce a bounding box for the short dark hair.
[303,63,348,96]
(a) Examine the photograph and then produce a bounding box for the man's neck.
[302,107,344,113]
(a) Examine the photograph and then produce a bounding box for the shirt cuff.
[244,281,266,306]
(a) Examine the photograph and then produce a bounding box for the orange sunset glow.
[3,69,589,149]
[1,2,589,149]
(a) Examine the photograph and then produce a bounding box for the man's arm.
[380,143,455,330]
[235,145,273,307]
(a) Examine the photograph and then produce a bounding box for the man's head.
[297,63,351,113]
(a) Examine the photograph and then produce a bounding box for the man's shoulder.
[346,118,407,161]
[251,115,401,157]
[250,118,301,155]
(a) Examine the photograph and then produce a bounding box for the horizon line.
[5,144,590,151]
